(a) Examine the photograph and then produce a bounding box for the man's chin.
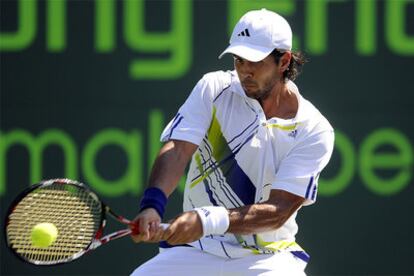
[245,91,263,100]
[245,89,272,101]
[243,87,259,97]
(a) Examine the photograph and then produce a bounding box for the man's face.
[234,54,282,100]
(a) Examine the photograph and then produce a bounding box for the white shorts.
[131,246,307,276]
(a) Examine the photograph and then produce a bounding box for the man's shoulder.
[197,70,241,100]
[201,70,233,87]
[296,94,333,134]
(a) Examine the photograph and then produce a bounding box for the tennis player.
[131,9,334,276]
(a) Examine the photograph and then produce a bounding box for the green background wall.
[1,0,413,275]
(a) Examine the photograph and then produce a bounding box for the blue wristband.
[139,187,167,218]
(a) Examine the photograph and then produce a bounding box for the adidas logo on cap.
[237,28,250,37]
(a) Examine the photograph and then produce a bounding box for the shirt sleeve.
[272,129,335,205]
[160,76,215,145]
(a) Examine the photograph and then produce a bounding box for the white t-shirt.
[161,70,334,259]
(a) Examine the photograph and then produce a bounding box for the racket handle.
[130,222,170,235]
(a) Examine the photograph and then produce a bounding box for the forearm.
[227,204,282,235]
[131,140,197,242]
[227,190,305,235]
[148,140,197,197]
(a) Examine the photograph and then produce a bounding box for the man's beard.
[245,79,278,101]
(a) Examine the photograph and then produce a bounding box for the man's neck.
[259,83,298,120]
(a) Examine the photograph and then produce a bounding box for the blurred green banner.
[1,1,413,275]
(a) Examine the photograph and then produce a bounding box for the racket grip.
[130,222,170,235]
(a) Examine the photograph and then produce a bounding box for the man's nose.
[239,61,254,77]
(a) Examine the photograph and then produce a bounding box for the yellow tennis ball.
[31,223,58,248]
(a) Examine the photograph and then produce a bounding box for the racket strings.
[6,183,102,264]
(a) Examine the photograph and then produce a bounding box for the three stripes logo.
[237,28,250,37]
[200,208,211,217]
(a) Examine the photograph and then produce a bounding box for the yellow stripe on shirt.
[266,122,300,131]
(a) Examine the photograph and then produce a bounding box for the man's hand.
[130,208,164,243]
[162,211,203,245]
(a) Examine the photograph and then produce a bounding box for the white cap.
[219,9,292,62]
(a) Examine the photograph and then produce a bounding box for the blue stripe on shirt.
[168,114,184,139]
[290,250,310,263]
[305,176,314,199]
[227,115,258,146]
[213,84,231,103]
[201,142,242,207]
[311,185,317,201]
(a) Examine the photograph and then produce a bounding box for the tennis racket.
[4,178,167,265]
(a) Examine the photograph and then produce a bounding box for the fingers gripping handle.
[94,223,170,250]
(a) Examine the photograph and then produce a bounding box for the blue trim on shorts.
[159,241,192,249]
[220,241,231,259]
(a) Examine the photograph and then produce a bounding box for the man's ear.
[280,51,292,72]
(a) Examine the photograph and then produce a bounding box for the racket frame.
[4,178,135,266]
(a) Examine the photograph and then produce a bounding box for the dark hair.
[271,49,307,81]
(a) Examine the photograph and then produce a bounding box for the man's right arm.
[148,140,197,197]
[130,139,198,242]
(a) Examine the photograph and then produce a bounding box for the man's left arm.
[162,190,303,244]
